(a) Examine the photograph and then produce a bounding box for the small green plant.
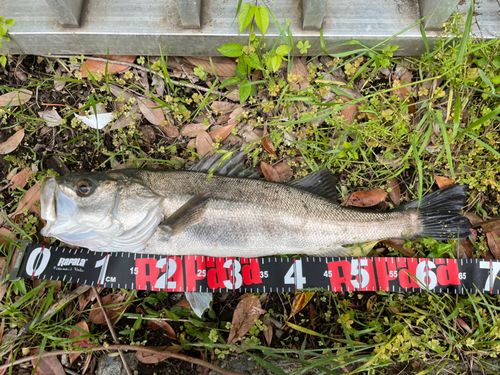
[0,16,15,67]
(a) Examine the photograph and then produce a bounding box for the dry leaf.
[381,239,415,257]
[196,131,214,157]
[340,96,358,125]
[392,75,416,114]
[211,101,239,114]
[228,106,244,124]
[158,120,179,138]
[79,289,93,312]
[486,232,500,259]
[345,189,387,207]
[262,127,277,158]
[472,217,500,233]
[209,122,237,142]
[137,97,165,126]
[69,321,90,365]
[387,178,401,206]
[288,58,310,91]
[80,55,136,77]
[173,298,192,310]
[185,56,236,77]
[227,296,262,344]
[434,175,454,189]
[0,130,24,155]
[274,162,293,183]
[287,292,315,322]
[31,349,65,375]
[260,162,280,182]
[0,229,16,246]
[262,317,273,347]
[135,346,182,364]
[89,291,129,325]
[147,320,178,340]
[9,169,31,192]
[181,123,209,137]
[458,237,474,259]
[0,90,32,107]
[0,258,8,304]
[10,183,40,218]
[38,109,62,127]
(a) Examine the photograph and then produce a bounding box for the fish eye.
[76,179,94,197]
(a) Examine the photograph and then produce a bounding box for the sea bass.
[40,151,471,258]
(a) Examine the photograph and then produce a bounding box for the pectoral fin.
[160,192,210,236]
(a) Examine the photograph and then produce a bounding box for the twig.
[92,287,133,375]
[43,55,224,97]
[0,345,245,375]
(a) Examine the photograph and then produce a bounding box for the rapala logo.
[57,258,88,267]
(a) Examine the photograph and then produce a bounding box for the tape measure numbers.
[9,242,500,294]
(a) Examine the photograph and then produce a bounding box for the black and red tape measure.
[9,241,500,295]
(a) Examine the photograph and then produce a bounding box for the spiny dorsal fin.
[188,143,258,179]
[286,169,338,201]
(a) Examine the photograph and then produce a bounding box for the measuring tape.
[8,241,500,295]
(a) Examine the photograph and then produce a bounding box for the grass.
[0,4,500,375]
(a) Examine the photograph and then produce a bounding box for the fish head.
[40,170,163,251]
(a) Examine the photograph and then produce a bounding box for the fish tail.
[403,185,471,240]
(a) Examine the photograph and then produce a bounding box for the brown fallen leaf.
[78,289,93,312]
[10,183,40,218]
[262,316,273,347]
[387,178,401,206]
[392,75,416,114]
[181,123,210,137]
[345,188,387,208]
[9,169,31,192]
[0,130,24,155]
[382,239,415,257]
[147,320,178,340]
[288,58,310,91]
[0,90,32,107]
[209,122,237,142]
[158,120,179,138]
[309,302,317,329]
[228,106,245,124]
[135,346,182,364]
[434,175,454,189]
[38,109,62,127]
[472,217,500,233]
[80,55,136,77]
[89,291,129,325]
[262,127,277,158]
[0,258,8,304]
[286,292,315,323]
[457,237,474,259]
[227,296,262,344]
[260,162,280,182]
[211,101,239,114]
[185,56,236,77]
[486,231,500,259]
[0,229,16,246]
[274,162,293,183]
[137,97,165,126]
[173,298,192,310]
[340,96,358,125]
[31,349,65,375]
[69,321,90,365]
[196,131,214,157]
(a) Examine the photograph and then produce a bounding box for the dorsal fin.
[286,169,338,201]
[188,143,258,179]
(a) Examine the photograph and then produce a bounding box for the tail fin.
[403,185,471,240]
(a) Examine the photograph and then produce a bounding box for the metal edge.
[8,240,30,282]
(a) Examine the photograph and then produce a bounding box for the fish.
[39,149,471,315]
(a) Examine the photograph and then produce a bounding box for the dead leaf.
[0,90,32,107]
[486,231,500,259]
[381,239,415,257]
[185,56,236,77]
[38,109,62,127]
[387,178,401,206]
[181,123,209,137]
[209,122,237,142]
[0,258,8,303]
[8,169,31,191]
[147,320,178,340]
[262,317,273,347]
[286,292,315,323]
[137,97,165,126]
[392,75,416,114]
[458,237,474,259]
[31,349,65,375]
[158,120,179,138]
[228,106,244,124]
[173,298,192,310]
[274,162,293,183]
[471,217,500,233]
[10,183,40,218]
[345,188,387,207]
[80,55,136,77]
[0,354,10,375]
[340,96,358,125]
[262,127,277,158]
[0,229,16,246]
[0,130,24,155]
[434,175,454,189]
[227,296,262,344]
[69,321,90,365]
[309,303,317,330]
[54,66,66,91]
[288,58,310,91]
[135,346,182,364]
[260,162,280,182]
[89,291,129,325]
[211,101,239,114]
[79,289,93,312]
[196,131,214,157]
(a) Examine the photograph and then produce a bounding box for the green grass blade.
[465,133,500,158]
[456,0,474,66]
[420,22,430,55]
[412,135,423,206]
[435,111,456,178]
[460,105,500,135]
[453,91,461,138]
